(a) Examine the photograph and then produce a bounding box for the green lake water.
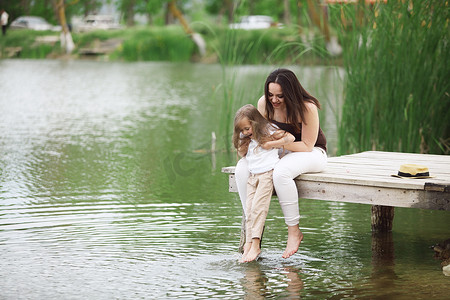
[0,59,448,299]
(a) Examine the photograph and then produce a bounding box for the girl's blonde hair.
[232,104,276,151]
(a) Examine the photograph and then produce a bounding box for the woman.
[235,68,327,259]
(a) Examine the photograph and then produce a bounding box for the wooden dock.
[222,151,450,231]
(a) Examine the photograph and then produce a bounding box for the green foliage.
[72,28,126,44]
[118,26,195,62]
[0,0,59,24]
[20,43,55,58]
[211,26,328,65]
[65,0,104,19]
[234,0,284,22]
[334,0,449,155]
[2,23,331,65]
[0,29,59,59]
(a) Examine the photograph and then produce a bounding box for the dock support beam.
[371,205,394,232]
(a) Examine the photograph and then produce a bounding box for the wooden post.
[239,213,246,254]
[371,205,394,232]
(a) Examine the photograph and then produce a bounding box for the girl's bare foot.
[239,242,252,263]
[282,225,303,259]
[243,247,261,262]
[243,239,261,262]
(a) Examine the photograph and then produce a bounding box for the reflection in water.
[371,231,398,296]
[242,262,303,300]
[242,263,269,299]
[1,60,449,299]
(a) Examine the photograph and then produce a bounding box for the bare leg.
[239,242,252,263]
[243,238,261,262]
[282,225,303,259]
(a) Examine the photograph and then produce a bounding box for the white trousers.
[235,147,327,226]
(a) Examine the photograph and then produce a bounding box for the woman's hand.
[262,130,295,150]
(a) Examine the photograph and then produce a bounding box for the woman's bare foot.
[243,239,261,262]
[239,242,252,263]
[282,225,303,258]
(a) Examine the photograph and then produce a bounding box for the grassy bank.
[0,24,335,65]
[0,29,58,58]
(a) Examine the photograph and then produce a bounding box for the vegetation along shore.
[0,24,338,65]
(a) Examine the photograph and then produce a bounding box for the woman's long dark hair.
[264,68,320,133]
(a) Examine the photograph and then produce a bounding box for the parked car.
[10,16,61,31]
[229,15,282,30]
[75,15,123,32]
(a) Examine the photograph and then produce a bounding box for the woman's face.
[268,82,285,109]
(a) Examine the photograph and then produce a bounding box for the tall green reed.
[21,44,55,58]
[208,26,248,153]
[211,27,292,153]
[209,23,331,155]
[334,0,449,155]
[119,26,195,62]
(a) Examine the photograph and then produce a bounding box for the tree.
[282,0,291,25]
[123,0,136,26]
[167,0,205,56]
[135,0,164,25]
[0,0,58,24]
[205,0,235,23]
[52,0,75,54]
[80,0,102,16]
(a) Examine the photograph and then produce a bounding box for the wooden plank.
[329,151,449,165]
[301,151,450,190]
[295,181,450,210]
[228,174,238,193]
[298,173,426,189]
[222,166,236,174]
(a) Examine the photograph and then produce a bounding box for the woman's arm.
[257,96,266,116]
[261,130,295,150]
[283,102,320,152]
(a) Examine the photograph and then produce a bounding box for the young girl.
[233,104,295,262]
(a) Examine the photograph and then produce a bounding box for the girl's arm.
[261,130,295,150]
[283,102,319,152]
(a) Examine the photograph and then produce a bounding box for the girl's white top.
[246,126,279,174]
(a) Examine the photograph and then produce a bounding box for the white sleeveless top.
[246,126,279,174]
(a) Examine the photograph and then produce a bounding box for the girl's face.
[239,118,253,138]
[268,82,285,109]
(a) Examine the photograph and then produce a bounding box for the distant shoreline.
[0,26,342,66]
